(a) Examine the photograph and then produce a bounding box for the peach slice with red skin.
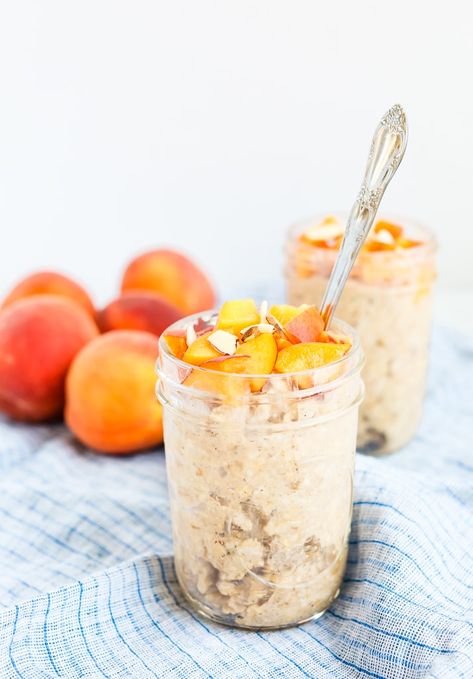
[284,306,324,344]
[275,342,350,374]
[268,304,301,328]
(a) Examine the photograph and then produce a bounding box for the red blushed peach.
[0,296,99,422]
[65,330,163,454]
[1,271,96,318]
[121,249,216,315]
[284,306,324,343]
[97,292,182,337]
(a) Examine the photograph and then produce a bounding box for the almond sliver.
[186,323,197,346]
[208,330,238,355]
[240,323,275,336]
[303,220,345,243]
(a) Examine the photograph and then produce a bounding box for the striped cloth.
[0,326,472,679]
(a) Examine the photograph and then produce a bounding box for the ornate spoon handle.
[320,104,408,328]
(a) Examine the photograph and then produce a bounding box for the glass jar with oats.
[157,299,364,629]
[285,214,437,455]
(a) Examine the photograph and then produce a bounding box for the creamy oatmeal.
[286,215,437,454]
[157,302,363,629]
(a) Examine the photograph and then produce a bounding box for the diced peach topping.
[182,331,221,365]
[162,299,352,395]
[268,304,302,327]
[163,333,187,359]
[298,216,423,252]
[284,306,324,344]
[275,342,350,373]
[374,220,403,240]
[206,332,277,392]
[183,369,249,400]
[216,299,260,334]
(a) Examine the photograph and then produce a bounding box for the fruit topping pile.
[163,299,351,393]
[299,215,422,252]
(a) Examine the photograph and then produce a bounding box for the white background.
[1,1,472,331]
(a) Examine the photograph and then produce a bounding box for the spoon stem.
[320,104,408,328]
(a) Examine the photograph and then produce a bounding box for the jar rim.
[158,309,363,393]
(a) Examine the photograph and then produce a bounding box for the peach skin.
[284,306,324,344]
[121,249,216,315]
[65,330,163,454]
[0,296,99,422]
[97,291,182,337]
[1,271,95,318]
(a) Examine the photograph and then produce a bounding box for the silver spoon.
[319,104,408,328]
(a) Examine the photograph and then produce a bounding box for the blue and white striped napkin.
[0,326,472,678]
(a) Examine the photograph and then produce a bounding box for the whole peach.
[65,330,163,454]
[121,249,216,315]
[1,271,95,318]
[0,296,99,421]
[97,291,182,337]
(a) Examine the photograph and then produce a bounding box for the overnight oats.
[157,299,363,629]
[286,215,437,454]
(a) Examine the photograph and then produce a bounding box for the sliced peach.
[182,331,222,366]
[205,332,277,392]
[183,369,249,401]
[163,332,187,359]
[374,220,403,240]
[275,342,350,374]
[216,299,260,334]
[364,240,396,252]
[268,304,301,327]
[275,335,293,352]
[396,237,422,249]
[285,306,324,343]
[318,330,350,345]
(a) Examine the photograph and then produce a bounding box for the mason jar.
[157,311,363,629]
[286,215,437,454]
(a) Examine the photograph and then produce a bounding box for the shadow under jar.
[285,215,437,455]
[157,312,363,630]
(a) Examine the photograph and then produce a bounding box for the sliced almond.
[266,312,284,332]
[372,228,395,245]
[207,330,238,355]
[303,220,345,243]
[266,313,294,342]
[240,323,276,342]
[259,300,268,324]
[186,323,197,346]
